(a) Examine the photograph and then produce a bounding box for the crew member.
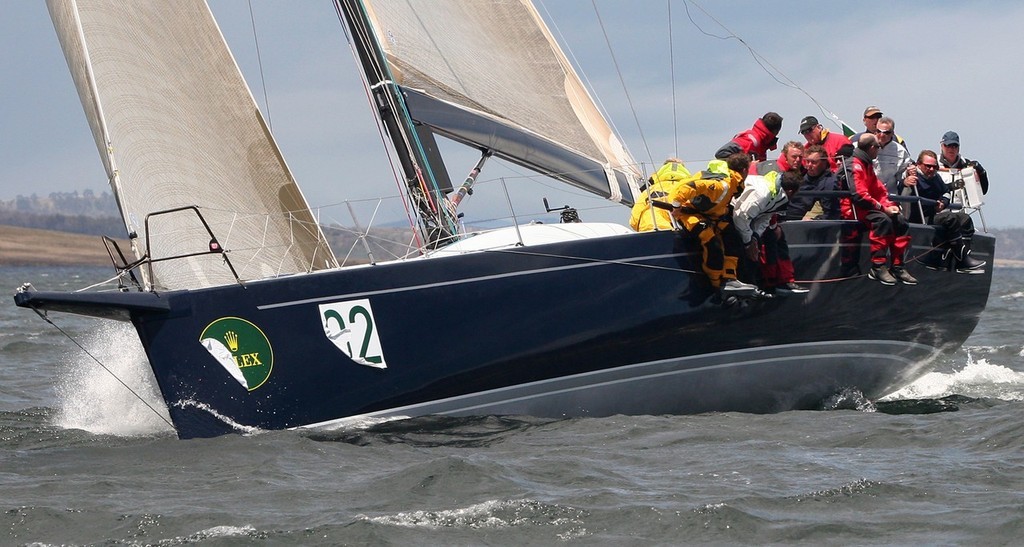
[669,153,757,294]
[630,157,691,232]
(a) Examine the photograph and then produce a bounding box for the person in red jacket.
[799,115,851,171]
[841,133,917,286]
[715,112,783,162]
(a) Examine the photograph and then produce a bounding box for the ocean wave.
[358,498,588,533]
[882,358,1024,402]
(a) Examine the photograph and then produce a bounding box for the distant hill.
[2,189,1022,265]
[0,191,415,262]
[0,190,119,218]
[0,191,123,237]
[0,224,125,267]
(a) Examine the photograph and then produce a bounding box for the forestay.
[47,0,336,290]
[360,0,642,205]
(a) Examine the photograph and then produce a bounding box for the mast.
[335,0,457,250]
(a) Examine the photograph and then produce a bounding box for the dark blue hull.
[15,221,994,438]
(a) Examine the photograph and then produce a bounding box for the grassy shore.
[0,225,125,267]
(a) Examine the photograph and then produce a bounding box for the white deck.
[427,222,634,258]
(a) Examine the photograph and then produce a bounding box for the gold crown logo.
[224,330,239,352]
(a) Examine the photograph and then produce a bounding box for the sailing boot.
[890,265,918,286]
[721,279,758,296]
[868,264,896,286]
[953,240,986,274]
[920,244,950,271]
[777,281,809,295]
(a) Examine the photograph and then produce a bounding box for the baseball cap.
[798,116,818,134]
[941,131,960,146]
[863,106,882,117]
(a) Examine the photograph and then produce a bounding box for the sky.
[2,0,1022,229]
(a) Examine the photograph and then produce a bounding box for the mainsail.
[47,0,336,290]
[357,0,642,205]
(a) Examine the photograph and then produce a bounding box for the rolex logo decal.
[224,330,239,352]
[199,317,274,391]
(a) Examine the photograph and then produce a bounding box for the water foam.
[881,356,1024,402]
[172,399,263,436]
[156,524,257,544]
[54,321,174,436]
[360,498,586,531]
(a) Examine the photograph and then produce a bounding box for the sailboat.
[15,0,994,439]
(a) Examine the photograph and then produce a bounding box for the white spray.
[54,320,174,436]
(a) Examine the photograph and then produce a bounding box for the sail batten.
[361,0,641,205]
[47,0,336,290]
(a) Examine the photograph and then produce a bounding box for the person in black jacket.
[785,144,839,220]
[939,131,988,194]
[900,149,985,273]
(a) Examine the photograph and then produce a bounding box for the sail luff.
[47,0,150,284]
[47,0,337,290]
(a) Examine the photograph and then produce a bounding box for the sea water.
[2,264,1023,545]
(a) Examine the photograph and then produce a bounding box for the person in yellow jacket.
[669,153,758,294]
[629,157,691,231]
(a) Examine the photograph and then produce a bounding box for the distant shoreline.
[2,223,1022,269]
[0,224,125,267]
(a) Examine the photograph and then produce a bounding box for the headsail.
[47,0,337,290]
[357,0,642,206]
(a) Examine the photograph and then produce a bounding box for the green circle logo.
[199,317,274,391]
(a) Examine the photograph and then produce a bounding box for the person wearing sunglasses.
[875,116,914,193]
[798,115,851,171]
[902,148,986,273]
[852,106,909,151]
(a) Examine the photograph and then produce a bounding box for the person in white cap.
[851,105,883,144]
[852,106,908,150]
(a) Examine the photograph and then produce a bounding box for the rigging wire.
[331,0,458,247]
[331,2,423,249]
[668,0,678,158]
[246,0,274,131]
[590,0,654,168]
[682,0,847,128]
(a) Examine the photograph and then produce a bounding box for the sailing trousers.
[687,218,740,289]
[759,223,795,288]
[862,209,911,266]
[932,210,976,245]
